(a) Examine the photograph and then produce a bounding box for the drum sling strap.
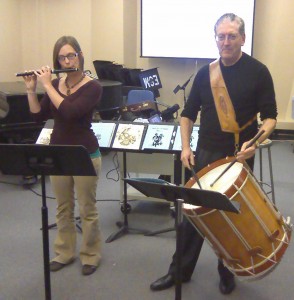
[209,59,256,154]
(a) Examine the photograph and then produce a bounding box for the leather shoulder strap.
[209,59,240,133]
[209,60,257,153]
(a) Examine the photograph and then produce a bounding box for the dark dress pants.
[168,147,254,280]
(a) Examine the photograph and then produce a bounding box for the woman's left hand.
[34,66,52,88]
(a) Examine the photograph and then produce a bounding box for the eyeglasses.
[58,53,78,62]
[215,34,239,42]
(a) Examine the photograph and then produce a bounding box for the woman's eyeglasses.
[58,53,78,62]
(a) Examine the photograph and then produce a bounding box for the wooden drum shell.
[183,157,292,280]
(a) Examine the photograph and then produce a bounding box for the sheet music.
[142,124,175,150]
[91,122,116,148]
[35,128,52,145]
[112,123,145,150]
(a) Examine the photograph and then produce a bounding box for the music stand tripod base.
[105,152,151,243]
[124,178,240,300]
[0,144,96,300]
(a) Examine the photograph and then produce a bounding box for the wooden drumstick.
[210,130,265,187]
[190,165,203,190]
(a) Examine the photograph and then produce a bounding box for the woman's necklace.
[65,73,85,96]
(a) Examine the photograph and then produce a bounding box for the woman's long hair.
[52,36,84,71]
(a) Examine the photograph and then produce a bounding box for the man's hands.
[181,147,195,170]
[236,141,257,162]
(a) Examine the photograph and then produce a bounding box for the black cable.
[0,179,121,202]
[0,180,22,186]
[26,186,56,200]
[1,151,124,202]
[105,152,120,182]
[27,185,120,202]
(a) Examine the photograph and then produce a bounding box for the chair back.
[121,89,158,121]
[127,89,155,105]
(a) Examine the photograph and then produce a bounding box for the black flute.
[15,68,78,77]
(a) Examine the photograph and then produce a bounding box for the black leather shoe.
[50,261,66,272]
[50,259,74,272]
[150,274,190,291]
[219,277,236,294]
[82,264,97,276]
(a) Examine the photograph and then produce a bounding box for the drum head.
[191,161,243,194]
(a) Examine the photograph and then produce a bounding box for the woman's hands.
[33,66,52,89]
[23,66,52,91]
[23,72,37,92]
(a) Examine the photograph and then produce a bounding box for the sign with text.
[139,68,162,91]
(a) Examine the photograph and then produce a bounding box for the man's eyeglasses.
[58,53,78,62]
[215,34,238,42]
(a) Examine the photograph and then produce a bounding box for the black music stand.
[124,178,240,300]
[0,144,96,300]
[144,153,182,236]
[105,152,151,243]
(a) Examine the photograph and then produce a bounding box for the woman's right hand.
[23,71,37,92]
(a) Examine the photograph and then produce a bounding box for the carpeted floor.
[0,140,293,300]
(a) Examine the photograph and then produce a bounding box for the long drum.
[183,157,292,280]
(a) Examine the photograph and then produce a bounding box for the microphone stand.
[153,100,170,109]
[173,74,193,106]
[153,100,179,122]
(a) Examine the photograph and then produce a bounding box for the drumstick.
[210,130,265,187]
[190,165,203,190]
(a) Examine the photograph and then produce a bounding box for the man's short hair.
[214,13,245,35]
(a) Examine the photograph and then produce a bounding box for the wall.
[19,0,94,73]
[0,0,293,129]
[91,0,124,63]
[135,0,294,129]
[252,0,294,129]
[0,0,21,81]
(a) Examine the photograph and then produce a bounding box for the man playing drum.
[150,13,277,294]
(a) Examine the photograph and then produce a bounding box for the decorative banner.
[142,124,175,150]
[172,125,199,151]
[36,128,53,145]
[112,123,145,150]
[91,122,117,148]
